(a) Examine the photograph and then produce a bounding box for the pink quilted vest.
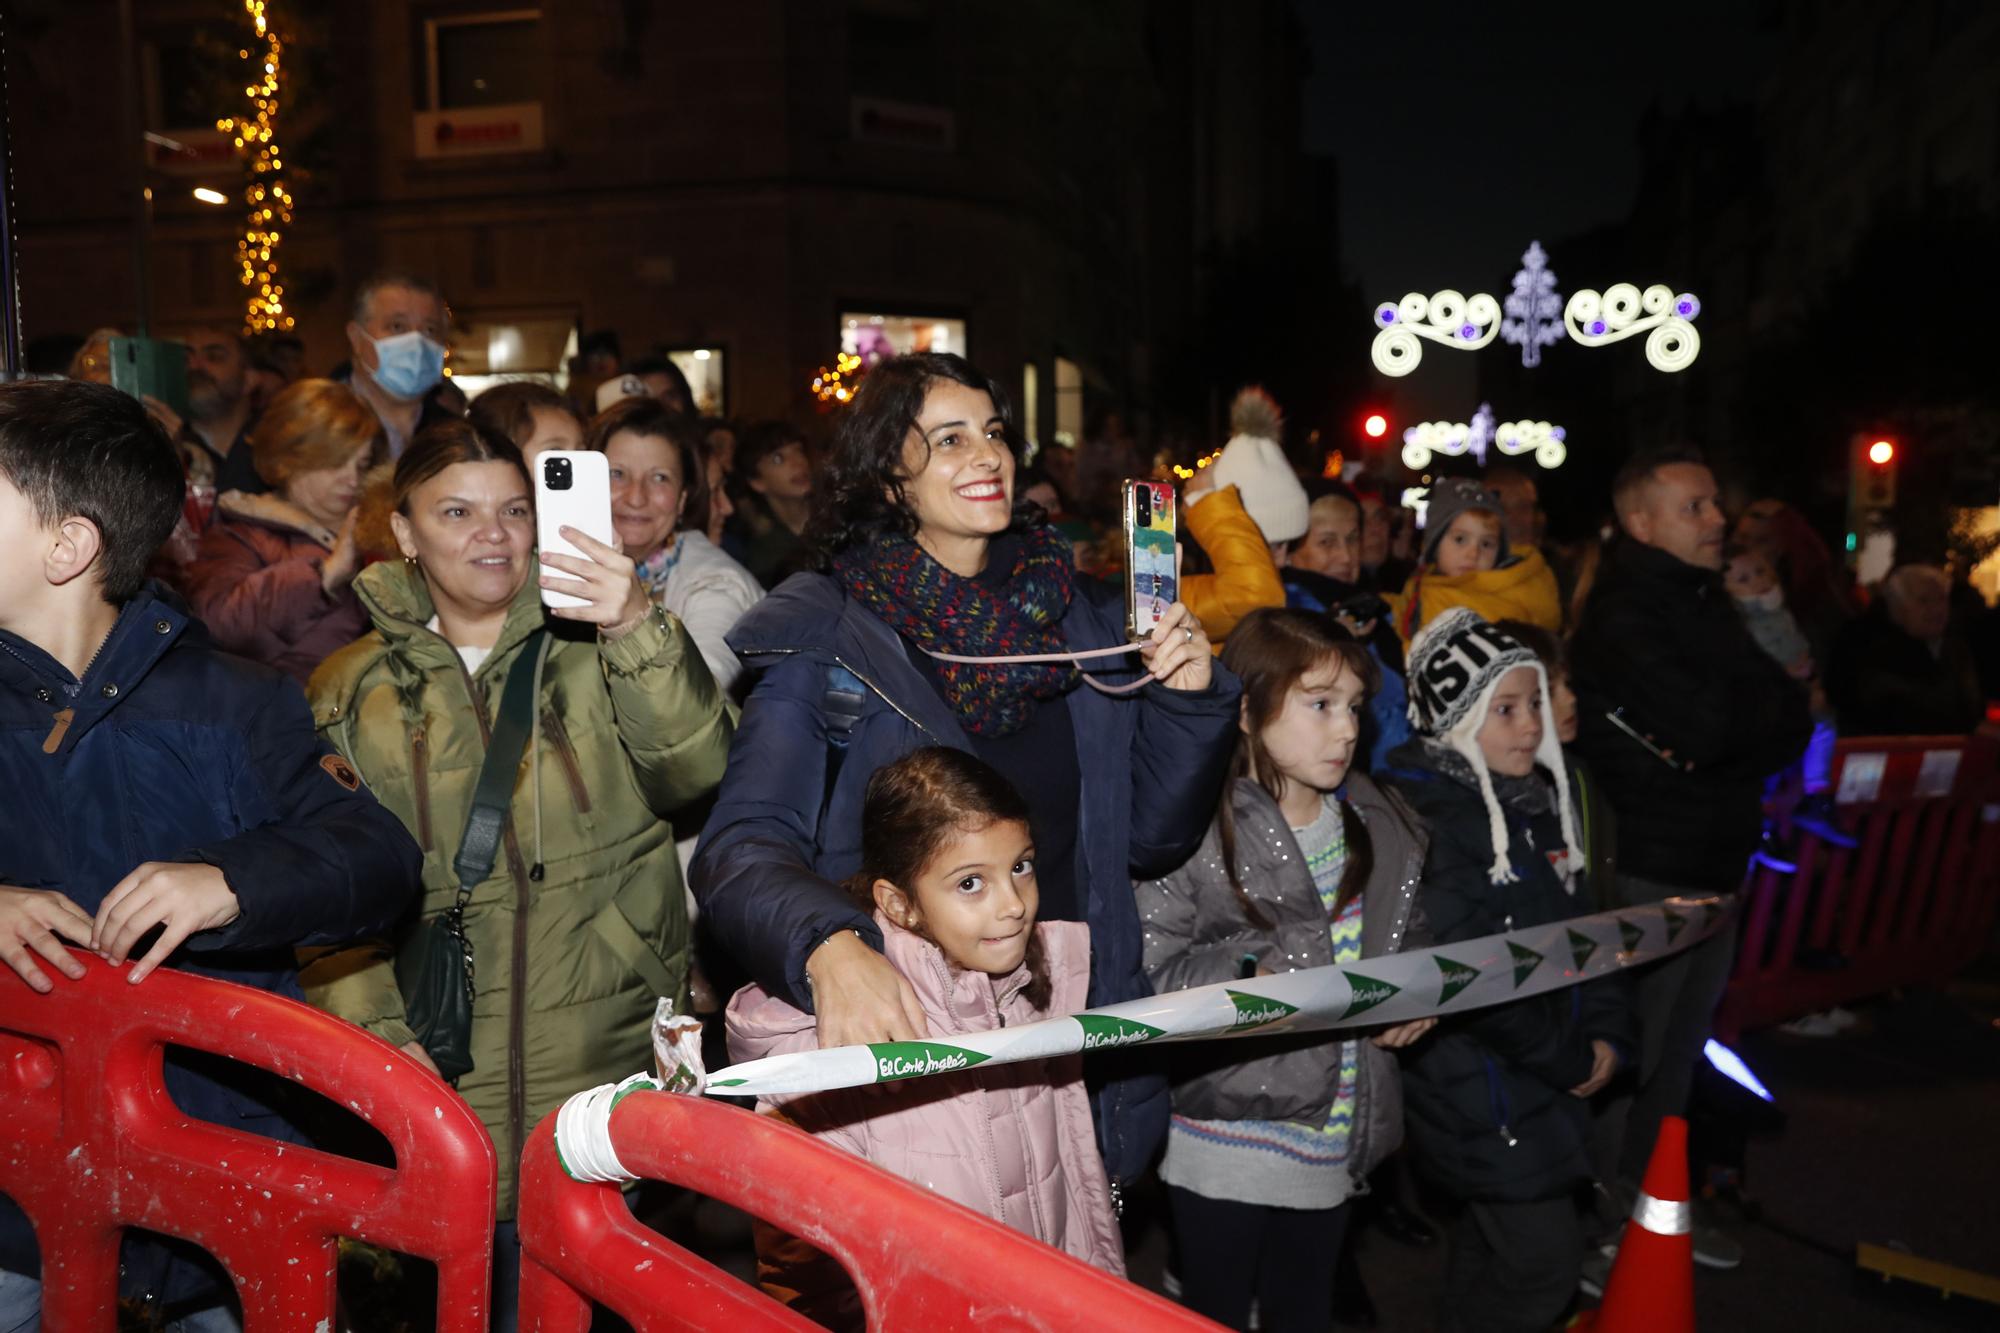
[725,914,1125,1276]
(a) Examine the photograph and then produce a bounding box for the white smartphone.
[533,450,616,610]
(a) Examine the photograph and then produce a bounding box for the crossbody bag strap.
[452,629,547,904]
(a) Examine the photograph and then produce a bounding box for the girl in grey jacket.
[1138,608,1433,1332]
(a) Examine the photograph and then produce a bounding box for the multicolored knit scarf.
[834,523,1080,737]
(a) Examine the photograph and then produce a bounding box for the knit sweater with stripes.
[1157,796,1365,1210]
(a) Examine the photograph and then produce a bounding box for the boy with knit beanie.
[1382,608,1635,1333]
[1393,476,1563,644]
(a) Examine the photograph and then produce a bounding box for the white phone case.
[533,450,616,610]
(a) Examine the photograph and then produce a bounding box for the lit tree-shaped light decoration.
[1500,241,1565,368]
[215,1,294,334]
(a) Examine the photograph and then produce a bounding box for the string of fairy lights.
[214,0,293,333]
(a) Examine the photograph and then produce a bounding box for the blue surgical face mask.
[369,330,445,400]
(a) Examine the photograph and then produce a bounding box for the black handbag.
[396,631,545,1083]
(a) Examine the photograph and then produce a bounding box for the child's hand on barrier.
[1370,1016,1437,1049]
[91,862,242,984]
[1569,1038,1620,1097]
[0,886,95,992]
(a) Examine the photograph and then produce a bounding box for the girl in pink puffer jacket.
[725,747,1125,1325]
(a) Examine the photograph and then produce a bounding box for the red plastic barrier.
[517,1090,1220,1331]
[1720,736,2000,1037]
[0,956,496,1329]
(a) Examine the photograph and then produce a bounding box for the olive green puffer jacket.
[301,560,731,1217]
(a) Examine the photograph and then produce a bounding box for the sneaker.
[1578,1241,1618,1298]
[1793,794,1859,849]
[1778,1010,1847,1037]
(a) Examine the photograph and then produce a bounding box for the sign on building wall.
[412,103,545,159]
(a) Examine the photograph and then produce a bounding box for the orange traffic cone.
[1577,1114,1696,1332]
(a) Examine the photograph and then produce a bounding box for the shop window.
[839,312,967,366]
[666,348,727,417]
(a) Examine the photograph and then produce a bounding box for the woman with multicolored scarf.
[690,352,1241,1189]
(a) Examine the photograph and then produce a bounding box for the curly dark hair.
[805,352,1036,567]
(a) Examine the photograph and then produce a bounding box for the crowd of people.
[1,271,1990,1333]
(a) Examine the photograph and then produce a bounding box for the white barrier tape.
[554,1072,662,1183]
[704,897,1733,1100]
[1632,1190,1692,1236]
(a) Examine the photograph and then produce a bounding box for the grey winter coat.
[1136,772,1428,1182]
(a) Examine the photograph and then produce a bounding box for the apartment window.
[426,10,539,110]
[414,9,545,159]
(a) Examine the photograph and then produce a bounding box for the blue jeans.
[0,1265,240,1332]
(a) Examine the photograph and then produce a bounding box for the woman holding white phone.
[690,352,1243,1191]
[300,418,732,1326]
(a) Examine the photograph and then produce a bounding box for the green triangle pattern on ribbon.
[1342,971,1403,1019]
[1618,917,1645,954]
[1226,989,1301,1030]
[1434,956,1480,1004]
[1700,901,1723,934]
[1507,940,1543,987]
[1568,928,1599,971]
[1662,907,1688,942]
[868,1041,992,1082]
[1076,1014,1166,1051]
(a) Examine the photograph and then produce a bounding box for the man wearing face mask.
[343,272,455,459]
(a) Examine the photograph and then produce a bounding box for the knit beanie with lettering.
[1405,607,1580,887]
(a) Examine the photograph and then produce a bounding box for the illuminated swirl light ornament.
[1563,284,1702,372]
[1371,290,1501,377]
[1494,419,1569,469]
[1400,420,1478,470]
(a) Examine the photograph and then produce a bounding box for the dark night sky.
[1298,1,1779,298]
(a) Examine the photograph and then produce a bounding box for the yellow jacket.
[1181,483,1285,648]
[1390,545,1563,645]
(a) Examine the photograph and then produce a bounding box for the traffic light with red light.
[1852,434,1898,511]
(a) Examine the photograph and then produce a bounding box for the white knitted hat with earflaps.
[1405,607,1582,888]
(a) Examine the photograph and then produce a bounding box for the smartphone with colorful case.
[1122,479,1179,641]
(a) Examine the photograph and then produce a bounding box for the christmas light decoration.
[811,351,864,406]
[1500,241,1565,368]
[215,0,294,333]
[1370,289,1500,377]
[1563,283,1700,372]
[1169,447,1224,481]
[1401,402,1565,470]
[1493,418,1568,469]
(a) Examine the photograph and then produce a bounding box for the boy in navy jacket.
[1384,609,1635,1333]
[0,380,423,1327]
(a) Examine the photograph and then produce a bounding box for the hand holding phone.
[1123,480,1179,641]
[534,451,649,632]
